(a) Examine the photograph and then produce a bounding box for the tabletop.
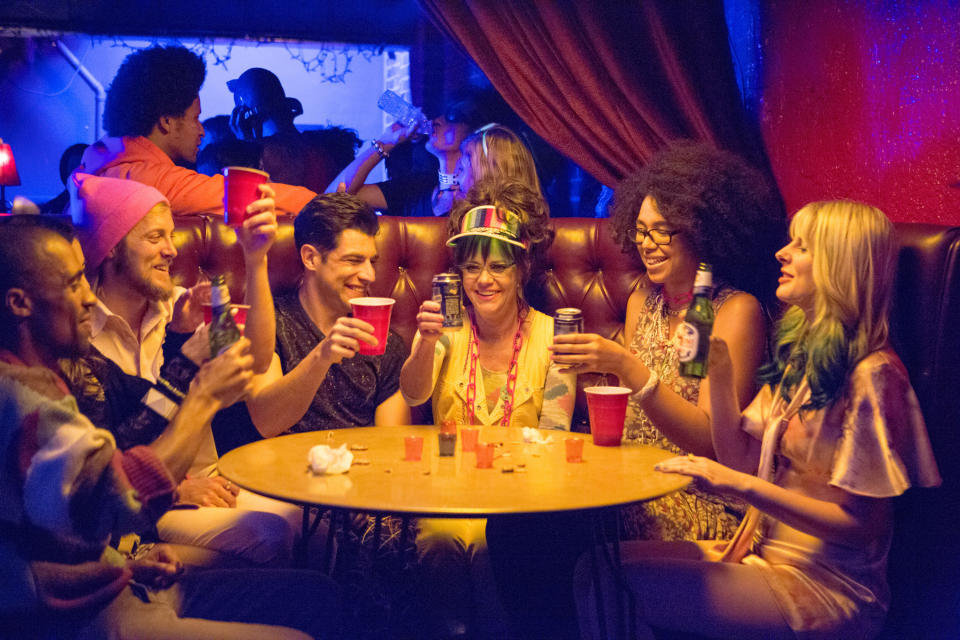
[218,425,690,518]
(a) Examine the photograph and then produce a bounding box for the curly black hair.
[611,141,786,309]
[448,177,554,291]
[103,46,206,137]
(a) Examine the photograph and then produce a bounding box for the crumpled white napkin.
[522,427,554,444]
[307,443,353,474]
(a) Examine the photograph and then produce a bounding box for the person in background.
[227,66,314,190]
[245,192,410,436]
[400,178,575,638]
[575,200,941,640]
[454,123,542,199]
[327,94,486,216]
[0,215,340,639]
[39,142,88,213]
[78,45,315,216]
[487,141,785,639]
[227,67,303,142]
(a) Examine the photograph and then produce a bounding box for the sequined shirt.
[274,292,406,432]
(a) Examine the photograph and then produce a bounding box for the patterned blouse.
[621,285,745,541]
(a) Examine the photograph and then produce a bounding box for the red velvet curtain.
[417,0,769,186]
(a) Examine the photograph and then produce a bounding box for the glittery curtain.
[759,0,960,225]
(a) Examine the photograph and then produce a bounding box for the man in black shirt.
[247,193,410,434]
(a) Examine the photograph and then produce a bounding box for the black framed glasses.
[627,227,681,246]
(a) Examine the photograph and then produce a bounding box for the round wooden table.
[218,424,690,517]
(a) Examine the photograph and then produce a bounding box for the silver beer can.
[554,307,584,336]
[432,273,463,329]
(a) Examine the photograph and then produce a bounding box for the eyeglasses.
[460,261,516,278]
[627,227,681,246]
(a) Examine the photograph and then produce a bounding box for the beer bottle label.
[675,322,700,362]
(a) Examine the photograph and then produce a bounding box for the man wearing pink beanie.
[71,172,274,379]
[68,172,313,567]
[71,171,169,275]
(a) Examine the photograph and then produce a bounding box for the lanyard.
[465,308,525,426]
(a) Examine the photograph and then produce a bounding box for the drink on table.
[676,263,714,378]
[432,273,463,330]
[209,275,243,358]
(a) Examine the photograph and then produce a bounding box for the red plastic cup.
[475,442,495,468]
[440,419,457,435]
[461,428,479,452]
[350,297,396,356]
[404,435,424,461]
[223,166,269,227]
[585,386,631,446]
[565,437,584,463]
[202,303,250,334]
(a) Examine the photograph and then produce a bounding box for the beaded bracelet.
[372,139,389,159]
[438,171,458,192]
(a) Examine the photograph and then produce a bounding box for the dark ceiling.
[0,0,424,44]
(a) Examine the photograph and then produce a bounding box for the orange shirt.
[79,136,315,217]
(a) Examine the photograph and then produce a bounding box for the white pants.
[156,490,305,566]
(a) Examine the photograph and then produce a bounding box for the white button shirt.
[89,286,186,383]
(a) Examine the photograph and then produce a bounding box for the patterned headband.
[446,205,527,249]
[474,122,499,157]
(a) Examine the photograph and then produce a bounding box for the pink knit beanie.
[70,173,168,272]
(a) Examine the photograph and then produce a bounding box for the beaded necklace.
[663,287,693,318]
[464,306,526,426]
[664,288,693,309]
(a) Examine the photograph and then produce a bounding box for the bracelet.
[156,375,187,401]
[372,140,389,159]
[438,171,458,192]
[634,369,660,403]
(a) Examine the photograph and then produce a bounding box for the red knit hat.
[70,173,168,273]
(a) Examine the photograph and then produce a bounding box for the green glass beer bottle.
[677,263,714,378]
[209,275,242,358]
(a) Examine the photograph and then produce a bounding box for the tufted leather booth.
[172,215,959,636]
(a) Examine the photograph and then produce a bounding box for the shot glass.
[475,442,495,468]
[404,435,424,461]
[461,428,479,452]
[565,437,584,463]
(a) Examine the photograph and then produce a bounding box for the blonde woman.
[455,124,542,197]
[575,201,941,640]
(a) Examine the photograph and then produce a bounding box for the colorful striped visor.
[446,205,527,249]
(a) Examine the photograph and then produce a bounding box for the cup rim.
[350,297,396,307]
[584,385,632,395]
[223,166,270,179]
